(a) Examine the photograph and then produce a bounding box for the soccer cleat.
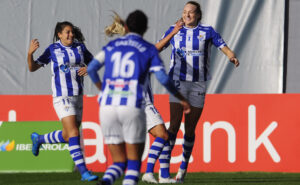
[159,177,177,184]
[81,171,98,181]
[175,168,186,183]
[31,132,41,156]
[158,170,177,184]
[142,173,158,184]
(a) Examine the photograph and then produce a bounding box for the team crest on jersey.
[197,35,205,41]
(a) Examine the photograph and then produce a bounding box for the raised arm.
[155,19,184,52]
[221,46,239,67]
[27,39,42,72]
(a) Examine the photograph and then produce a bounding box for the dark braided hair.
[53,21,85,43]
[186,1,202,23]
[125,10,148,36]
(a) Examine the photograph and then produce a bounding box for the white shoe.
[142,173,158,184]
[159,177,177,184]
[159,169,177,184]
[175,168,186,183]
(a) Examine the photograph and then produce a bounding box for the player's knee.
[63,129,79,141]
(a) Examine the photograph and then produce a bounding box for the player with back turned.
[87,10,191,185]
[104,13,178,184]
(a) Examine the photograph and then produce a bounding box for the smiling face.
[182,3,201,28]
[58,25,74,46]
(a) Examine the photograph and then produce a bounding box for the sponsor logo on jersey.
[176,47,204,57]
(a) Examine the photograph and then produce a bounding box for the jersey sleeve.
[94,50,105,65]
[81,43,93,65]
[149,46,165,73]
[210,26,227,49]
[36,47,51,66]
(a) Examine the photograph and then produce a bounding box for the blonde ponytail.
[105,12,126,37]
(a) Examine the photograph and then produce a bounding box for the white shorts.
[100,106,146,144]
[145,103,164,131]
[169,80,206,108]
[53,95,83,121]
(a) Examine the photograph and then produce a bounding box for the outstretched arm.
[155,19,184,52]
[221,46,239,67]
[27,39,42,72]
[87,51,105,91]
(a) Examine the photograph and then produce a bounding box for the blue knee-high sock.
[102,162,126,185]
[145,137,165,173]
[159,141,171,178]
[38,130,66,144]
[179,135,195,170]
[68,136,87,175]
[123,160,141,185]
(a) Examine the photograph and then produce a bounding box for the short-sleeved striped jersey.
[99,33,164,109]
[161,23,226,82]
[36,40,93,97]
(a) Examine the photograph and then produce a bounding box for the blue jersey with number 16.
[100,33,165,108]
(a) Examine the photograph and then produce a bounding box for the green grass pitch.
[1,172,300,185]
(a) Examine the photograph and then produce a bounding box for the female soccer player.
[27,21,98,181]
[156,1,239,182]
[87,10,190,185]
[104,13,176,184]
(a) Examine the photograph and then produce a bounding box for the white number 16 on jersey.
[111,51,135,78]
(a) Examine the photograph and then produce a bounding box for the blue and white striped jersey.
[161,23,226,82]
[36,40,93,97]
[99,33,164,108]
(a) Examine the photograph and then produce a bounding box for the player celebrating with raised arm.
[27,21,98,181]
[104,13,177,184]
[156,1,239,182]
[87,10,190,185]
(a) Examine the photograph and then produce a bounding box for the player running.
[27,21,98,181]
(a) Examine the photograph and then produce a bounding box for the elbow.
[160,78,168,86]
[156,48,163,53]
[27,60,39,72]
[155,44,162,52]
[87,65,94,75]
[28,66,36,72]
